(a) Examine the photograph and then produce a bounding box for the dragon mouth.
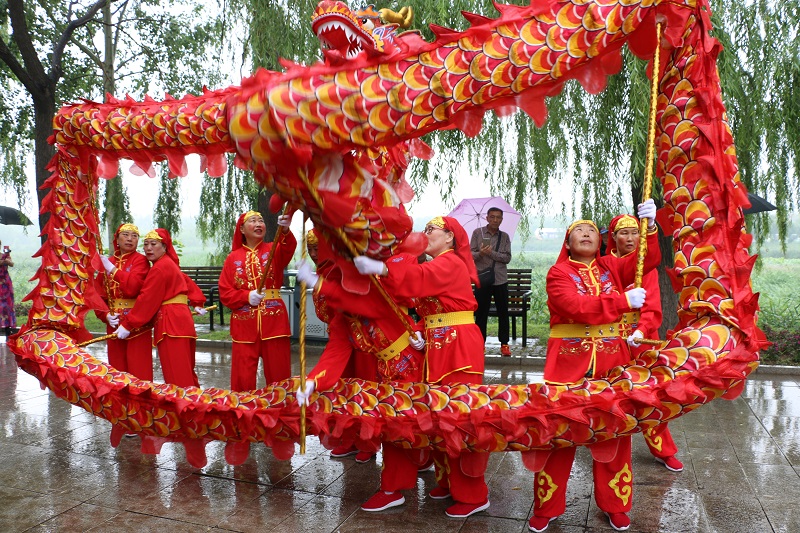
[315,19,368,59]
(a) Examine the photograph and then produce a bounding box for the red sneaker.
[355,451,375,463]
[330,445,358,458]
[361,491,405,512]
[656,455,684,472]
[528,515,555,532]
[607,512,631,531]
[501,344,512,356]
[445,500,489,518]
[428,486,451,499]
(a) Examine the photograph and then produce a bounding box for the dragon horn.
[379,6,414,28]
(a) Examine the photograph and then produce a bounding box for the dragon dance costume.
[533,220,661,521]
[308,260,425,492]
[119,229,203,388]
[381,216,488,508]
[218,211,297,391]
[606,214,679,464]
[94,223,153,381]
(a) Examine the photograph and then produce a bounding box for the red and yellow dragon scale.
[9,0,766,467]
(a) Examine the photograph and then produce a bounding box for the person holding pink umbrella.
[470,207,512,355]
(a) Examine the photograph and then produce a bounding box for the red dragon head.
[311,1,404,65]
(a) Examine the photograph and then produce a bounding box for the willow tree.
[197,0,326,258]
[0,0,223,243]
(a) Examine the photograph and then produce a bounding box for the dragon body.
[11,0,766,468]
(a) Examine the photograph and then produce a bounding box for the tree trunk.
[656,231,679,339]
[102,2,121,245]
[34,96,56,241]
[259,187,278,242]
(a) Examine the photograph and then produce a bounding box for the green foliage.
[153,166,182,235]
[99,176,133,249]
[710,1,800,251]
[196,156,261,263]
[0,0,225,241]
[234,0,796,250]
[760,326,800,366]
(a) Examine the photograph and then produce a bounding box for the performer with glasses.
[353,216,490,519]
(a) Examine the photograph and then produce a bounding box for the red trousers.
[534,437,632,517]
[643,423,678,459]
[431,370,489,505]
[157,336,199,388]
[230,336,291,390]
[108,331,153,381]
[380,444,422,492]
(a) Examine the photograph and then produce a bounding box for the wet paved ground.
[1,336,800,532]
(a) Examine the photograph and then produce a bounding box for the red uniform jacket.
[120,255,197,345]
[613,251,663,357]
[308,276,424,390]
[94,251,150,337]
[218,231,297,342]
[545,231,661,383]
[382,250,484,384]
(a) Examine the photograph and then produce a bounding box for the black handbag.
[477,232,502,287]
[477,267,495,287]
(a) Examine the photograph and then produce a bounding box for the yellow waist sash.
[549,311,640,339]
[375,335,411,362]
[110,298,136,309]
[260,289,282,300]
[424,311,474,329]
[162,294,188,306]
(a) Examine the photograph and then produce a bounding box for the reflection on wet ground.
[1,340,799,532]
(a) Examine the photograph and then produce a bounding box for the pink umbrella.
[447,196,522,240]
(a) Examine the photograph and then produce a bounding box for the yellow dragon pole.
[635,22,664,347]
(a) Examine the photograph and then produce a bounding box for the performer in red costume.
[94,223,153,380]
[353,216,489,519]
[218,211,297,390]
[297,254,424,511]
[299,228,377,461]
[528,200,660,533]
[607,214,683,472]
[304,229,335,329]
[113,229,202,388]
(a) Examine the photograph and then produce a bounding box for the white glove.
[625,287,647,309]
[194,306,207,315]
[296,259,319,287]
[637,199,657,229]
[107,313,120,328]
[101,255,115,274]
[296,380,315,406]
[627,330,644,347]
[354,256,386,276]
[277,214,291,227]
[409,331,425,351]
[249,290,265,306]
[114,325,130,340]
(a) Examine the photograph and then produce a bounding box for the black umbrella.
[743,193,777,215]
[0,205,32,226]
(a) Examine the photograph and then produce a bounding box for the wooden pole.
[298,214,308,454]
[257,205,289,293]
